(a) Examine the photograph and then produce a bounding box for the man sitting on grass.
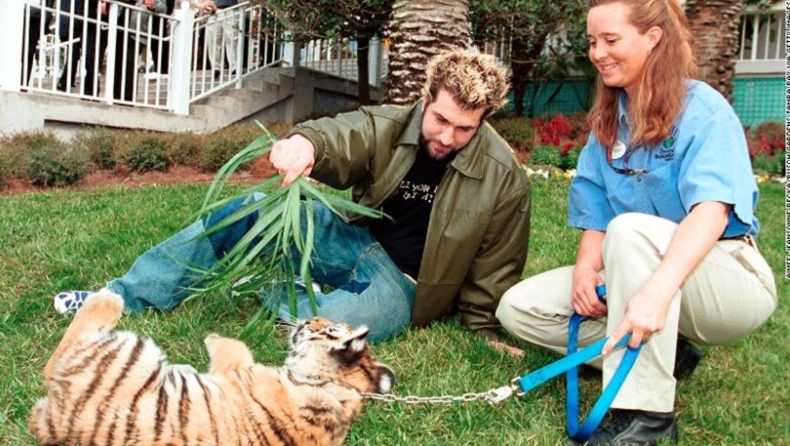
[54,48,531,352]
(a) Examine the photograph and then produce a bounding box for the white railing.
[189,2,283,102]
[299,37,386,87]
[736,3,785,75]
[1,0,284,114]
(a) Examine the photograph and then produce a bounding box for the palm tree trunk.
[384,0,470,105]
[685,0,743,103]
[357,35,372,105]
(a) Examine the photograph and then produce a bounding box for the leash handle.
[565,284,642,442]
[510,285,642,442]
[566,312,642,442]
[512,335,631,394]
[512,284,632,395]
[595,284,607,304]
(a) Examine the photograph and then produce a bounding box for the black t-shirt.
[368,145,453,278]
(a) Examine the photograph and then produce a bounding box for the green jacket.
[289,102,531,334]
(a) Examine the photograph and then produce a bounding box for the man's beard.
[417,134,449,161]
[419,135,456,162]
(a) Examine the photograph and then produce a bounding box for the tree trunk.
[510,34,547,116]
[385,0,470,105]
[685,0,743,103]
[357,35,372,105]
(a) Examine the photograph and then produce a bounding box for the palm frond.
[185,123,385,339]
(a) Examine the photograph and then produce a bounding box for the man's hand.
[269,134,316,186]
[193,0,217,13]
[489,340,524,358]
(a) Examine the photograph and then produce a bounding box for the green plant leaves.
[187,123,385,337]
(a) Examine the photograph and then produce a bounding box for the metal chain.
[359,383,517,405]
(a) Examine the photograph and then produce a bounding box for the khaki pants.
[206,8,239,74]
[496,213,776,412]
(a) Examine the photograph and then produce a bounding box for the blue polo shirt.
[568,80,759,238]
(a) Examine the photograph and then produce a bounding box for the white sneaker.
[53,291,94,314]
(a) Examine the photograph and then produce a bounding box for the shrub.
[0,131,61,178]
[561,145,583,170]
[122,133,171,172]
[489,116,536,152]
[201,124,259,171]
[0,149,11,188]
[753,121,783,142]
[165,131,205,168]
[0,136,22,187]
[565,112,591,147]
[27,141,90,187]
[533,115,573,147]
[264,121,295,139]
[752,153,785,177]
[529,145,564,168]
[748,121,783,159]
[73,128,118,170]
[745,121,784,177]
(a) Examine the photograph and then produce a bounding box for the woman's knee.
[496,281,541,332]
[603,213,676,258]
[604,213,647,243]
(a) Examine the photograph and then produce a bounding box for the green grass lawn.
[0,179,787,445]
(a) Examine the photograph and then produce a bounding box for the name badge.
[611,140,627,160]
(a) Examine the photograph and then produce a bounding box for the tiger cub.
[29,290,395,446]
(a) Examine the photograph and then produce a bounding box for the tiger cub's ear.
[330,325,370,365]
[375,364,396,394]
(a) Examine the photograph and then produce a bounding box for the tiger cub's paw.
[205,333,255,374]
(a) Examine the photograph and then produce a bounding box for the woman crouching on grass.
[496,0,777,444]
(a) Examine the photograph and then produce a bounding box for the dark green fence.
[505,76,783,127]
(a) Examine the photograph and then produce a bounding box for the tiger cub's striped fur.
[29,290,395,445]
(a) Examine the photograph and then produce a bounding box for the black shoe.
[584,409,678,445]
[213,70,220,80]
[673,339,702,380]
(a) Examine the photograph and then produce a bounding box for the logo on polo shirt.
[655,125,677,161]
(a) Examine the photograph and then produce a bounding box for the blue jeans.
[107,193,416,342]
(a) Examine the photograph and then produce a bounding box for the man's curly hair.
[422,48,510,117]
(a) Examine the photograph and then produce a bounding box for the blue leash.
[502,285,642,442]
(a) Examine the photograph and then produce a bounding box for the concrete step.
[190,67,296,129]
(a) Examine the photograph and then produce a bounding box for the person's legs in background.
[220,9,238,75]
[23,6,45,86]
[81,14,107,97]
[148,2,173,75]
[112,28,137,102]
[205,15,222,79]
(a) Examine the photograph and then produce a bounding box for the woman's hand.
[571,264,606,317]
[571,229,606,317]
[603,287,672,354]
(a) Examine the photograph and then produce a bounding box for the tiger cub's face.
[285,317,395,395]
